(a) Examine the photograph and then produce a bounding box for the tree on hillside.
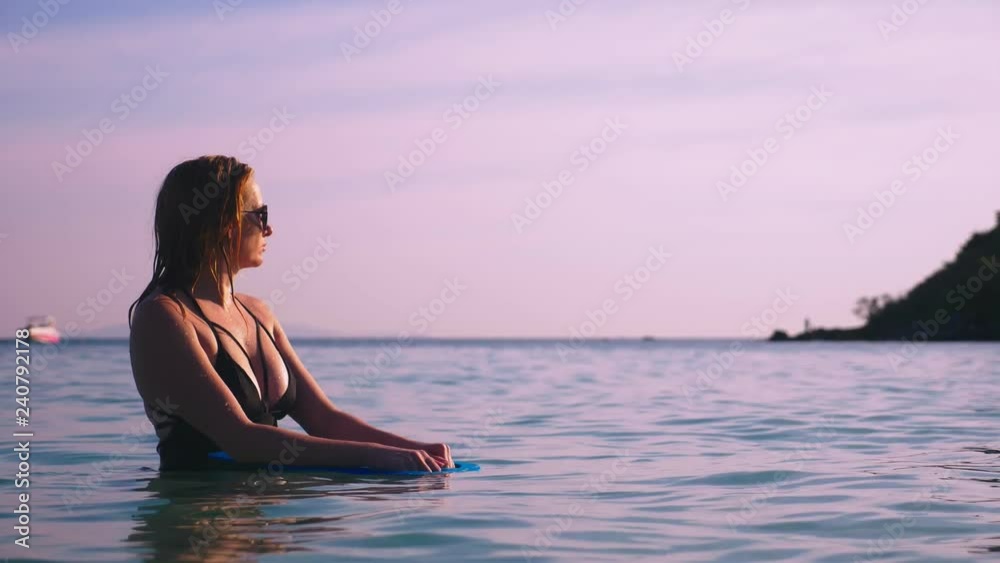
[852,293,894,321]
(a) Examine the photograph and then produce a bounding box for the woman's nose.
[264,224,273,237]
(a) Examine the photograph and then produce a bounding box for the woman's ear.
[226,221,239,239]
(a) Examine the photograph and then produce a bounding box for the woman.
[128,155,453,472]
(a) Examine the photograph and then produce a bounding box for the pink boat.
[23,316,61,344]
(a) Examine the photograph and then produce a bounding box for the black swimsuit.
[149,289,298,470]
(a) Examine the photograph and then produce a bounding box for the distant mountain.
[80,324,132,338]
[79,322,344,339]
[773,212,1000,341]
[280,323,346,339]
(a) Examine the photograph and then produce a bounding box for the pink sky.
[1,0,997,337]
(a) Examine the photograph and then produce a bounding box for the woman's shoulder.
[130,290,187,334]
[236,293,276,327]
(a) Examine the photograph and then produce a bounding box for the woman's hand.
[364,444,444,472]
[412,442,454,469]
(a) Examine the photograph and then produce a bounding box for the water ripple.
[0,341,997,562]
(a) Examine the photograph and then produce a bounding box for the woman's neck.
[190,266,238,308]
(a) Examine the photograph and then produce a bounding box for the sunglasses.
[243,205,268,231]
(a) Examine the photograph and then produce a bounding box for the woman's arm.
[267,311,454,467]
[129,295,441,471]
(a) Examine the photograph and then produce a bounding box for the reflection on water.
[127,469,452,562]
[963,448,1000,556]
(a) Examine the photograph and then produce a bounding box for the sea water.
[0,339,997,562]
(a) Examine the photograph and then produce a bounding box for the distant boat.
[641,335,656,342]
[22,316,60,344]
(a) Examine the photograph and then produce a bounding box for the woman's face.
[237,180,272,269]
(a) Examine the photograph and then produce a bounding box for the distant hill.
[80,322,343,339]
[773,213,1000,341]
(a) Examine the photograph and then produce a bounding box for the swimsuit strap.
[234,296,287,358]
[234,296,295,405]
[176,288,221,352]
[234,296,274,403]
[179,289,256,378]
